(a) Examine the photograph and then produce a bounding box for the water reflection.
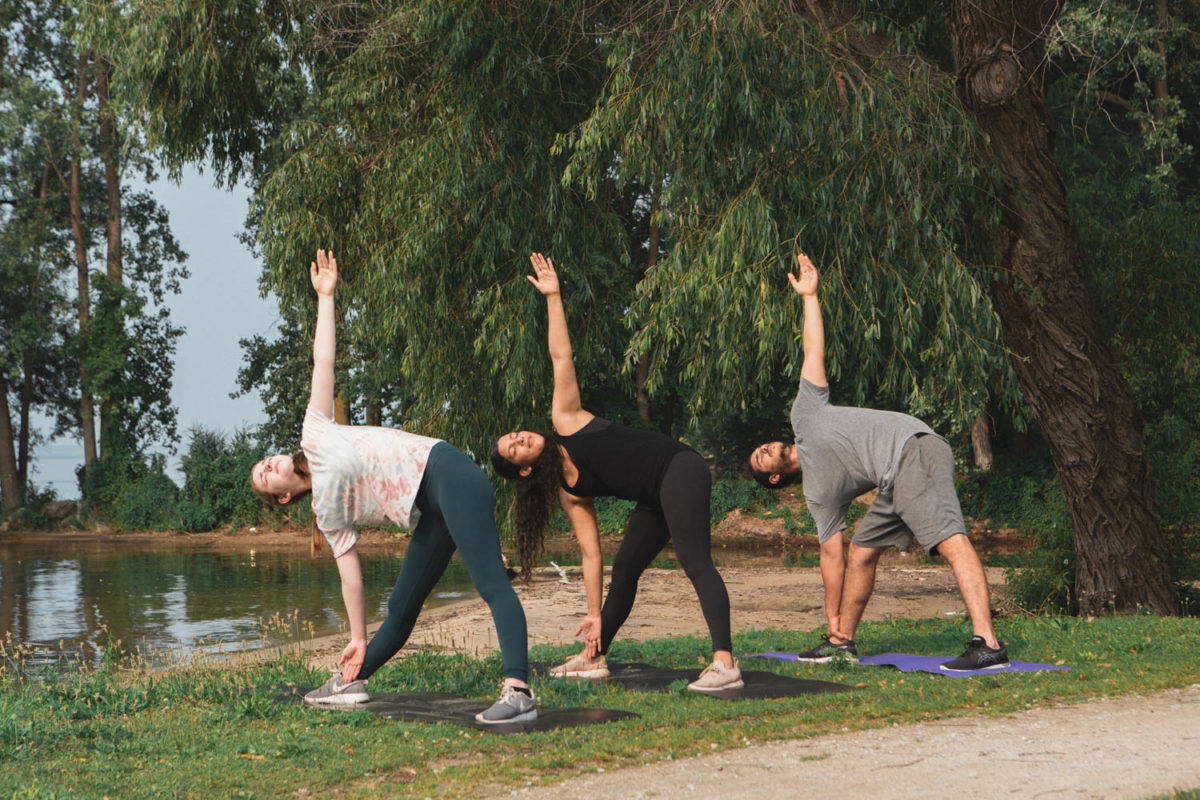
[0,535,795,671]
[0,539,477,670]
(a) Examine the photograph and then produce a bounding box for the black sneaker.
[940,636,1009,671]
[794,635,859,663]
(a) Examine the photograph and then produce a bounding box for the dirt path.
[483,685,1200,800]
[289,556,990,669]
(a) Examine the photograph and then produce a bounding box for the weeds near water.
[252,609,318,662]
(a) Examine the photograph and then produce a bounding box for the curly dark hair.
[490,433,562,580]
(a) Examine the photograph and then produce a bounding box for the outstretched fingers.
[311,248,339,294]
[526,251,560,294]
[788,251,818,295]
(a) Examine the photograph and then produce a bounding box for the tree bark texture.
[970,407,993,471]
[0,374,21,509]
[948,0,1177,614]
[95,53,122,457]
[69,58,97,470]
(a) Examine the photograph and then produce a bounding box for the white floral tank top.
[300,406,441,557]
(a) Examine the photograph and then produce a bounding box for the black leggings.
[598,450,733,654]
[357,442,529,682]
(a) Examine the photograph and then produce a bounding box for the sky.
[32,167,278,499]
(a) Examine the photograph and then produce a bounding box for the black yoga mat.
[275,685,638,734]
[534,662,853,700]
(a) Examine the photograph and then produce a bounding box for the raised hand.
[311,249,338,296]
[787,251,818,297]
[526,252,561,297]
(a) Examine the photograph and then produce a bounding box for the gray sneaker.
[687,659,744,693]
[303,673,370,707]
[475,685,538,724]
[549,653,610,679]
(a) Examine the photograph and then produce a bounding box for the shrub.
[111,460,181,531]
[179,427,268,530]
[1001,476,1076,614]
[175,499,217,533]
[959,454,1076,613]
[709,477,771,525]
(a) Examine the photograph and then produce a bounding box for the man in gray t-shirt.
[748,253,1007,672]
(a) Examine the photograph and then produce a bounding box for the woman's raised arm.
[309,249,337,416]
[527,252,592,435]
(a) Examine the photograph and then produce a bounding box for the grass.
[2,614,1198,799]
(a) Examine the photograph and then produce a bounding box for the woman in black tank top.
[490,253,741,693]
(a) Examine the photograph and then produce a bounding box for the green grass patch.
[2,615,1197,798]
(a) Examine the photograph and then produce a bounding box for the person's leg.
[893,435,1000,650]
[659,451,734,667]
[836,542,884,640]
[934,533,999,647]
[357,511,456,681]
[838,490,911,643]
[598,505,670,654]
[419,443,530,684]
[818,532,847,642]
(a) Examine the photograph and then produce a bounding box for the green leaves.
[124,1,1023,461]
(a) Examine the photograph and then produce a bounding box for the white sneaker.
[687,660,744,693]
[548,653,610,679]
[303,673,370,707]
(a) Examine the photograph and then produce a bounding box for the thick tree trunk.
[948,0,1177,614]
[0,374,21,509]
[69,58,98,471]
[94,54,122,458]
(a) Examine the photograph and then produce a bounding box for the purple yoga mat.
[746,652,1070,678]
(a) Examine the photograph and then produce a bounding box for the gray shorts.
[852,434,965,554]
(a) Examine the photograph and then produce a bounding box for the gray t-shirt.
[790,378,935,541]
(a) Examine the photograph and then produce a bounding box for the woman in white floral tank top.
[250,249,536,724]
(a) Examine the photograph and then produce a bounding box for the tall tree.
[125,1,1014,455]
[947,0,1177,613]
[121,0,1184,611]
[1,2,79,502]
[2,0,187,505]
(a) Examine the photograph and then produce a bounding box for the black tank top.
[555,417,690,506]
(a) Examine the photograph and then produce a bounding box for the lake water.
[0,535,792,673]
[0,538,477,672]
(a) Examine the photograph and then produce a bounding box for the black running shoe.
[794,635,859,663]
[940,636,1009,671]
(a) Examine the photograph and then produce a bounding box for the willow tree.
[121,0,649,454]
[122,1,1183,610]
[948,0,1177,614]
[122,0,1015,458]
[555,4,1014,439]
[120,1,1186,614]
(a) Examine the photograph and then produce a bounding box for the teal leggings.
[358,442,529,682]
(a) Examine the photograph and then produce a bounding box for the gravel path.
[487,685,1200,800]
